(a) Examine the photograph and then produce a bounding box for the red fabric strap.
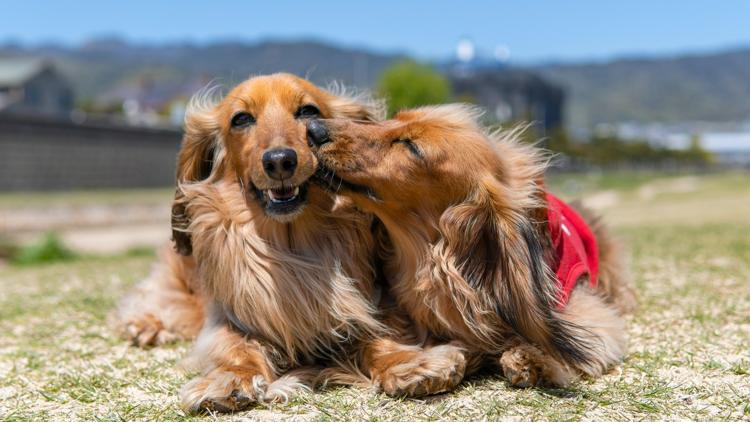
[546,193,599,307]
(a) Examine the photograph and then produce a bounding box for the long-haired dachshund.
[309,104,637,390]
[115,75,471,412]
[114,74,421,412]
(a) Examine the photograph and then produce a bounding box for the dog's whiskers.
[335,170,343,193]
[329,169,336,187]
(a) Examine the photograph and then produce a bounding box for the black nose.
[306,119,330,147]
[262,148,297,180]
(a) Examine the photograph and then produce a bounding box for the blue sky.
[3,1,750,63]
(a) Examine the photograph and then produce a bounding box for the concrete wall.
[0,115,182,191]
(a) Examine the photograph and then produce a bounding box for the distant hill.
[0,38,405,106]
[535,48,750,128]
[2,38,750,128]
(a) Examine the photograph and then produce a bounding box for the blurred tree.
[683,135,715,165]
[377,60,450,116]
[546,128,575,154]
[538,130,715,169]
[76,97,124,115]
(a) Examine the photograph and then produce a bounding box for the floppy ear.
[324,83,386,122]
[172,94,222,256]
[439,176,597,367]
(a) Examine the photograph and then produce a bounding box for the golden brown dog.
[309,104,637,390]
[114,74,468,412]
[115,74,385,347]
[115,73,386,412]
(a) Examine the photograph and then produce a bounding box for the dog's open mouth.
[266,185,300,203]
[249,181,309,219]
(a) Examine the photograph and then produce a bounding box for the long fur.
[115,74,441,412]
[111,247,205,347]
[312,104,637,386]
[430,122,599,367]
[179,178,385,362]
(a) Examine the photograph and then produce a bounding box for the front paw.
[181,368,268,414]
[378,344,466,397]
[124,313,178,347]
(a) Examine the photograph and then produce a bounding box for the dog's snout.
[306,119,330,147]
[262,148,298,180]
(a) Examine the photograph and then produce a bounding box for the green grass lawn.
[1,172,749,420]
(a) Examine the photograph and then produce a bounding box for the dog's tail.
[518,214,602,368]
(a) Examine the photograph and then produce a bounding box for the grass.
[1,172,749,420]
[10,233,77,266]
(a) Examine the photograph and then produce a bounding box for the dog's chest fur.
[183,182,383,363]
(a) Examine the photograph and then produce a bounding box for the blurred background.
[1,0,749,263]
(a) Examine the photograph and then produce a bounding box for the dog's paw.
[124,313,178,347]
[499,346,542,387]
[378,344,466,397]
[499,344,575,388]
[181,368,268,414]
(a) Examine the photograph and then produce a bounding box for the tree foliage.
[543,129,715,168]
[377,60,450,116]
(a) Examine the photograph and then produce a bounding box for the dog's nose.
[306,119,330,147]
[262,148,297,180]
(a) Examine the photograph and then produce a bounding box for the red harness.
[546,193,599,307]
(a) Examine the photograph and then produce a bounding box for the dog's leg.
[499,286,628,387]
[180,320,287,413]
[113,246,204,347]
[362,338,470,397]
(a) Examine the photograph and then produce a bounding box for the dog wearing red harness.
[309,104,637,392]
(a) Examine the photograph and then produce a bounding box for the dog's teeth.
[266,189,275,200]
[293,187,300,195]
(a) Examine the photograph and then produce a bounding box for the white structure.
[610,121,750,166]
[456,39,475,63]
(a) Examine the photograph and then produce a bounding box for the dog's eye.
[393,139,424,160]
[231,112,255,128]
[295,104,321,119]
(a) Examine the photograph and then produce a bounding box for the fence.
[0,115,182,191]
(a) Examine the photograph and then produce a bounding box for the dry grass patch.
[1,172,748,420]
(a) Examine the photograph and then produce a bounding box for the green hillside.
[3,39,750,128]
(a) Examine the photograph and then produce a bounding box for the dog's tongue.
[274,187,294,200]
[269,186,297,201]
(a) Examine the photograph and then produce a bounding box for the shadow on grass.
[448,365,586,401]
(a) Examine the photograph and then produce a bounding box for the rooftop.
[0,57,47,87]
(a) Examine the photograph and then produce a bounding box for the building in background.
[442,39,564,134]
[609,121,750,167]
[0,58,181,192]
[0,58,74,117]
[448,69,564,133]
